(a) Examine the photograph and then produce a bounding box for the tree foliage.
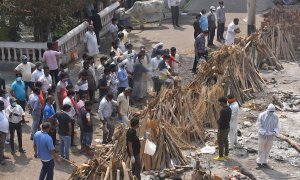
[1,0,92,41]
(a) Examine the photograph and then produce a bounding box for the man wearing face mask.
[28,87,43,140]
[38,65,52,97]
[122,44,137,88]
[31,62,44,83]
[84,25,99,57]
[98,68,111,99]
[0,100,9,165]
[79,61,96,101]
[117,61,129,94]
[6,98,26,154]
[63,90,77,146]
[14,55,35,96]
[10,74,26,111]
[75,72,89,100]
[150,50,163,93]
[56,73,68,109]
[43,95,57,147]
[225,18,240,45]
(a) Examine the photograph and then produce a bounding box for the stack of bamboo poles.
[261,25,297,61]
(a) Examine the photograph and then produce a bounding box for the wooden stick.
[278,134,300,153]
[103,166,110,180]
[116,170,120,180]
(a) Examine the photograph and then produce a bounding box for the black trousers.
[192,52,208,72]
[16,100,26,111]
[71,120,75,145]
[217,23,225,40]
[208,27,216,45]
[9,122,23,151]
[50,69,59,85]
[49,129,57,147]
[218,129,230,157]
[171,6,179,26]
[95,28,100,45]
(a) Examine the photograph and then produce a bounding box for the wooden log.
[116,170,120,180]
[122,161,130,180]
[278,134,300,153]
[103,167,110,180]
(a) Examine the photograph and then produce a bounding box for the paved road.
[185,0,274,14]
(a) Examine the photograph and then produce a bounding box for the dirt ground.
[1,13,300,179]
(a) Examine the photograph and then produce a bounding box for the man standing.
[256,104,279,169]
[31,62,44,83]
[6,98,26,154]
[117,61,129,94]
[127,117,141,180]
[42,42,62,84]
[28,88,43,140]
[43,95,57,147]
[199,9,208,32]
[91,10,102,46]
[227,95,239,149]
[110,18,119,41]
[225,18,240,45]
[33,122,60,180]
[150,50,163,93]
[98,93,116,144]
[79,61,96,101]
[207,6,217,47]
[0,90,10,110]
[192,31,208,73]
[117,87,132,126]
[168,0,181,27]
[216,1,226,41]
[109,64,119,100]
[10,74,26,111]
[80,101,93,156]
[14,55,35,94]
[123,44,137,88]
[84,25,99,57]
[0,100,9,165]
[98,68,111,99]
[38,65,52,97]
[48,104,72,160]
[193,14,202,39]
[63,90,77,146]
[214,97,232,161]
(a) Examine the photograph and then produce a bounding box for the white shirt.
[225,22,239,45]
[98,97,116,120]
[118,41,126,52]
[6,105,25,124]
[0,97,10,109]
[168,0,181,7]
[123,50,137,62]
[31,69,44,82]
[97,64,105,80]
[110,24,119,35]
[63,96,76,118]
[150,57,162,77]
[38,74,52,93]
[123,58,135,73]
[117,92,129,116]
[75,80,88,92]
[0,110,9,133]
[84,31,99,56]
[14,62,35,82]
[109,72,119,95]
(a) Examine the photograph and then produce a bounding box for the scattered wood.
[277,134,300,153]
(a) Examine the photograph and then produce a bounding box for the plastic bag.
[144,139,157,156]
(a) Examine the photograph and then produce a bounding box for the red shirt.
[167,56,175,68]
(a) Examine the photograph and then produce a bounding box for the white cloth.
[0,97,10,109]
[110,24,119,35]
[225,21,239,45]
[123,50,137,63]
[63,97,76,118]
[109,72,119,99]
[38,74,52,93]
[97,64,105,80]
[168,0,181,7]
[118,41,126,52]
[150,57,162,77]
[123,58,135,73]
[6,105,24,124]
[75,80,88,92]
[14,62,35,82]
[256,104,280,164]
[117,92,129,116]
[229,101,239,148]
[0,110,9,133]
[84,31,99,56]
[31,69,44,82]
[98,97,116,121]
[121,115,129,127]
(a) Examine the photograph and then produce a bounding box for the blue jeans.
[39,159,54,180]
[81,132,93,146]
[59,135,71,160]
[31,113,41,139]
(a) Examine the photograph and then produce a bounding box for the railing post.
[13,48,17,61]
[32,49,37,62]
[38,49,42,60]
[26,49,29,60]
[7,48,11,61]
[1,47,4,60]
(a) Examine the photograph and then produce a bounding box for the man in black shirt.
[193,14,202,39]
[80,101,93,156]
[126,117,141,180]
[48,104,72,160]
[214,96,232,161]
[98,68,111,99]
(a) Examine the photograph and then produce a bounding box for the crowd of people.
[0,1,282,179]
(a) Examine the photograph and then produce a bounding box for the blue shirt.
[118,67,129,88]
[44,103,56,124]
[199,16,208,32]
[34,131,54,161]
[10,80,26,101]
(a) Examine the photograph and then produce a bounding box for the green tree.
[1,0,91,42]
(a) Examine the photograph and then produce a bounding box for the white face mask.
[64,68,69,73]
[16,77,22,81]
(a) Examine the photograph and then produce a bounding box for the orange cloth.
[38,91,45,108]
[227,98,236,103]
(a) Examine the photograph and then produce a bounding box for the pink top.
[42,50,62,70]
